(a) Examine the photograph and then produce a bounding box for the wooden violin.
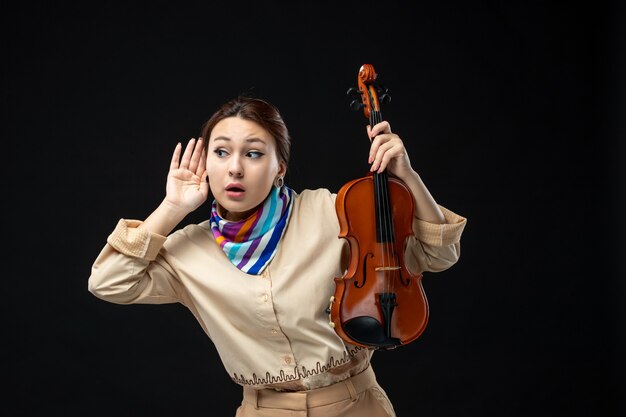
[328,64,429,350]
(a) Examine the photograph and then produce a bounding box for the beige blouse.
[88,188,467,391]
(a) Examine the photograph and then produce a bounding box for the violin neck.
[369,110,383,129]
[369,109,396,244]
[373,170,396,244]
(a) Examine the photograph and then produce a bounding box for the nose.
[228,155,243,178]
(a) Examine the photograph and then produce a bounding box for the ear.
[278,162,287,178]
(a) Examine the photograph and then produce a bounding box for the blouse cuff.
[106,219,168,260]
[413,206,467,247]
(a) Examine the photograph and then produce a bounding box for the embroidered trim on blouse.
[231,346,364,385]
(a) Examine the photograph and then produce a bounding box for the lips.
[226,183,245,192]
[225,183,245,199]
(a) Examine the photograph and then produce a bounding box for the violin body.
[330,173,429,349]
[328,64,429,350]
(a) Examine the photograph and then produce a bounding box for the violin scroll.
[346,64,392,120]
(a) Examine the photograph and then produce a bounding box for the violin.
[328,64,429,350]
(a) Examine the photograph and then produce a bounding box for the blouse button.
[263,293,269,302]
[271,329,278,335]
[284,356,292,364]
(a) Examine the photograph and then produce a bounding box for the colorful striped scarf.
[209,186,294,275]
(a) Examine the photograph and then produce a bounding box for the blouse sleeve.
[404,206,467,274]
[88,219,183,305]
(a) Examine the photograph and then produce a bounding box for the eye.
[213,148,229,158]
[247,150,264,159]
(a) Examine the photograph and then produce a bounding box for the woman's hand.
[164,138,209,213]
[367,121,414,180]
[367,121,446,224]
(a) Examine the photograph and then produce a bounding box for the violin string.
[382,161,394,296]
[380,111,394,296]
[375,109,388,295]
[372,107,392,296]
[370,109,383,297]
[378,108,396,295]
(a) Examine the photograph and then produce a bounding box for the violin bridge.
[374,266,401,271]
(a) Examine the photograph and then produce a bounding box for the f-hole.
[355,253,373,288]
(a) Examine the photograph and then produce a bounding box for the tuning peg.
[350,99,364,111]
[379,93,391,104]
[376,84,389,94]
[346,87,361,97]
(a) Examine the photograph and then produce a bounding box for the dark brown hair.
[201,96,291,168]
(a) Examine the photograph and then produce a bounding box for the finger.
[370,141,388,172]
[376,146,396,173]
[180,138,196,169]
[195,142,207,178]
[368,133,394,164]
[371,139,400,173]
[369,121,391,138]
[170,142,182,170]
[368,137,379,164]
[200,170,210,197]
[188,138,204,173]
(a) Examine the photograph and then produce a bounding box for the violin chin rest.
[344,316,400,349]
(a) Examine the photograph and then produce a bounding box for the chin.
[218,204,255,222]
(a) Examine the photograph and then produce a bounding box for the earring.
[274,175,284,188]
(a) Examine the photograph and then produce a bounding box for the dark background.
[5,1,624,416]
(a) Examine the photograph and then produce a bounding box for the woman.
[88,96,467,416]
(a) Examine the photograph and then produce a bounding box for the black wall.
[6,1,624,416]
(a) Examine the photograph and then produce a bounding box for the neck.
[217,202,261,222]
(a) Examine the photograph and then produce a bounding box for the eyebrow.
[212,136,267,145]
